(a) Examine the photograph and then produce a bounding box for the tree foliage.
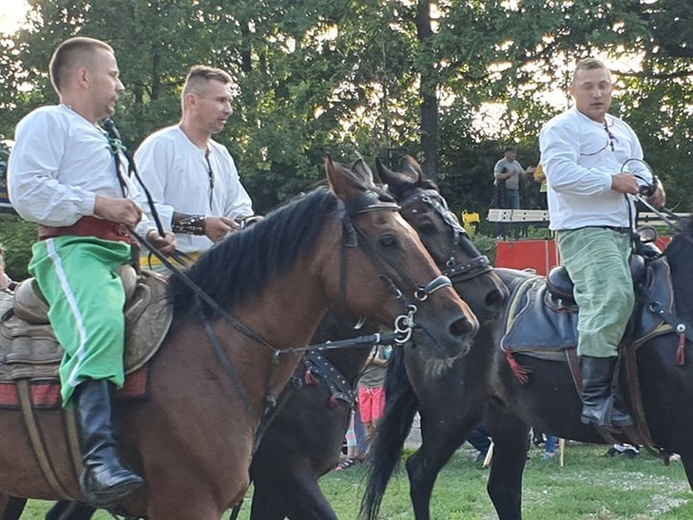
[0,0,690,220]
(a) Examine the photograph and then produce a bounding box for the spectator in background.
[533,163,548,210]
[358,344,391,444]
[493,147,537,210]
[541,435,558,460]
[466,423,492,463]
[336,408,369,471]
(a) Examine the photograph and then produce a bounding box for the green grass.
[20,444,693,519]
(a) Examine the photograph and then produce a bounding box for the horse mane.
[168,187,338,316]
[664,217,693,262]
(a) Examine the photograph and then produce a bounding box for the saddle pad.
[501,275,579,353]
[501,256,675,356]
[0,270,172,383]
[0,365,149,409]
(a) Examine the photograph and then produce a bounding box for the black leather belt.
[594,226,632,234]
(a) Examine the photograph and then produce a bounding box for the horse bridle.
[399,188,493,283]
[137,187,454,429]
[337,189,454,344]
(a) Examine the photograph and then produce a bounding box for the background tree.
[0,0,690,220]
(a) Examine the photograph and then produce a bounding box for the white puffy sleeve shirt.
[539,107,651,231]
[134,126,254,253]
[8,105,156,235]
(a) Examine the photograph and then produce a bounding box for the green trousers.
[29,236,131,405]
[556,227,634,358]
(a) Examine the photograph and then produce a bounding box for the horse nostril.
[450,317,473,337]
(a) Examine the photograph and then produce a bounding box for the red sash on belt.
[38,216,135,244]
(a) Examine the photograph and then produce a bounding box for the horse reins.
[337,191,454,344]
[134,188,452,438]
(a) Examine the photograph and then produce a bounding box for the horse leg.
[248,481,286,520]
[405,412,480,520]
[675,448,693,493]
[283,472,338,520]
[485,406,530,520]
[250,471,338,520]
[45,501,96,520]
[0,496,27,520]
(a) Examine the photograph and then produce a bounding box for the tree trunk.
[415,0,439,183]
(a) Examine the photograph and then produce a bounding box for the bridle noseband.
[399,188,493,283]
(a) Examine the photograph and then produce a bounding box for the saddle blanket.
[501,256,675,359]
[0,365,148,409]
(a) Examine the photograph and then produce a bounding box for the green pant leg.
[556,228,634,358]
[29,237,132,405]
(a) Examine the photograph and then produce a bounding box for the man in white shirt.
[539,58,665,429]
[7,37,175,506]
[135,66,254,270]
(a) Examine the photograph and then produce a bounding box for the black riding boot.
[74,380,143,507]
[580,356,633,428]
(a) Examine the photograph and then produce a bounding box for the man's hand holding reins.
[646,183,666,210]
[611,173,640,195]
[146,230,177,255]
[205,216,240,242]
[94,195,143,227]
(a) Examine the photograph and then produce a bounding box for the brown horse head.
[324,156,479,360]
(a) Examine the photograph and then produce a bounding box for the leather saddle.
[0,266,172,384]
[501,256,675,360]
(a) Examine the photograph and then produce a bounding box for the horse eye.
[378,234,398,248]
[417,222,436,235]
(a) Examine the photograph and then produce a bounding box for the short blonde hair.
[181,65,232,111]
[49,37,114,93]
[571,58,611,84]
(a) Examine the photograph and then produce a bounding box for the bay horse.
[362,219,693,520]
[0,158,479,520]
[244,156,508,520]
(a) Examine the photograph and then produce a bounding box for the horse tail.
[359,346,419,520]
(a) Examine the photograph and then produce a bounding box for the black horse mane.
[168,187,338,316]
[664,217,693,261]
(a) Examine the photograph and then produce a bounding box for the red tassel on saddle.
[305,369,319,385]
[329,395,340,408]
[676,333,686,366]
[504,349,531,384]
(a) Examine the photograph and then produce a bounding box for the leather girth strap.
[565,346,668,459]
[16,379,81,499]
[622,341,669,460]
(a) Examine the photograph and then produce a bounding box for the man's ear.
[75,66,90,89]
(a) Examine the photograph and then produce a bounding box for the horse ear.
[351,158,375,187]
[375,157,396,184]
[376,156,416,197]
[400,155,425,182]
[325,156,365,202]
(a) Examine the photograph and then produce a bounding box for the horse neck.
[667,243,693,323]
[233,258,331,350]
